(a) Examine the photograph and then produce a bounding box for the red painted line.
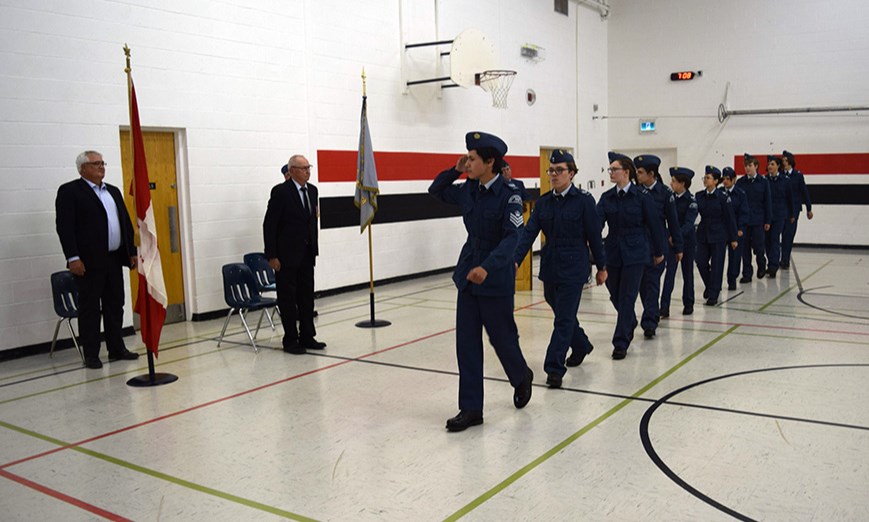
[1,325,467,470]
[0,468,132,521]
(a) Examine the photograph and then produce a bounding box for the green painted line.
[443,324,740,521]
[0,417,317,521]
[758,259,832,312]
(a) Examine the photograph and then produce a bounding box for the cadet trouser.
[661,241,695,311]
[765,219,786,270]
[455,289,528,412]
[696,241,727,301]
[543,280,584,378]
[727,233,744,287]
[639,261,665,331]
[605,264,643,350]
[742,224,766,278]
[781,212,800,266]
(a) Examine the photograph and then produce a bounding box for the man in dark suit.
[263,155,325,354]
[55,150,140,369]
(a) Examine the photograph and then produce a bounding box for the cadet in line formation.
[430,133,813,432]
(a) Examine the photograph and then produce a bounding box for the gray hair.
[288,154,306,167]
[75,150,102,173]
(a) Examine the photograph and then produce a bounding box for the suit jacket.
[55,178,136,269]
[595,184,664,267]
[694,189,737,244]
[735,174,772,226]
[263,179,319,268]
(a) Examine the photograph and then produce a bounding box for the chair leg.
[49,319,63,358]
[264,307,276,330]
[255,309,265,339]
[66,318,84,363]
[238,309,259,352]
[218,308,236,347]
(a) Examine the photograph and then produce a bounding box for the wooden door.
[119,130,185,324]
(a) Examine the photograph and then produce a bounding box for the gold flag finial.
[123,44,131,74]
[362,68,367,97]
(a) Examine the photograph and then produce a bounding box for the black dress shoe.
[781,263,790,270]
[108,350,140,361]
[705,298,718,306]
[513,368,533,409]
[546,373,563,388]
[612,347,627,360]
[703,290,710,299]
[757,267,766,279]
[659,308,670,319]
[446,410,483,432]
[566,345,593,367]
[643,328,655,339]
[84,357,103,369]
[283,342,306,354]
[682,305,693,315]
[739,277,752,284]
[300,338,326,350]
[767,268,777,278]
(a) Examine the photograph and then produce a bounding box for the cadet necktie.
[618,189,625,198]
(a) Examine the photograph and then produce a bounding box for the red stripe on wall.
[317,150,541,183]
[731,153,869,175]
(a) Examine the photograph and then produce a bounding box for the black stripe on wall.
[807,184,869,205]
[320,190,540,229]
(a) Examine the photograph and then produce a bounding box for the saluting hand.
[455,155,470,173]
[466,266,488,285]
[268,258,281,272]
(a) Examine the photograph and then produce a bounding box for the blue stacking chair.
[49,271,85,363]
[217,263,278,352]
[243,252,278,329]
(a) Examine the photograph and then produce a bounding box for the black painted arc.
[639,363,869,522]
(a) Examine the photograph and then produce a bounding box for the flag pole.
[123,44,177,386]
[355,69,390,328]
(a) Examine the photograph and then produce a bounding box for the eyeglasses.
[85,161,107,167]
[290,165,313,172]
[607,167,625,174]
[546,167,571,175]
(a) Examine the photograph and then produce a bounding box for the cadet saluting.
[429,132,534,433]
[514,150,607,389]
[596,152,664,360]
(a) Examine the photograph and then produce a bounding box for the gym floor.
[2,247,867,521]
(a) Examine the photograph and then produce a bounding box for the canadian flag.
[129,81,167,356]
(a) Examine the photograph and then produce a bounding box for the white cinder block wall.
[0,0,582,352]
[605,0,869,246]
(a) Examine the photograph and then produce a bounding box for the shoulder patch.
[509,211,524,228]
[668,194,675,203]
[506,182,518,189]
[689,201,698,209]
[508,194,522,205]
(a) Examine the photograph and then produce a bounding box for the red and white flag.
[129,80,167,356]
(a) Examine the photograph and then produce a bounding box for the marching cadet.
[764,155,795,278]
[721,167,750,290]
[695,166,738,306]
[633,155,683,338]
[780,150,813,269]
[514,150,607,388]
[428,131,534,433]
[660,167,698,317]
[596,152,664,360]
[735,154,772,283]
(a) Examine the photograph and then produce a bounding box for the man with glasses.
[55,151,139,369]
[264,155,326,354]
[514,150,606,388]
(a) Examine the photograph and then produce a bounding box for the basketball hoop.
[475,70,517,109]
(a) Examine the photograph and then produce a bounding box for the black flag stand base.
[127,351,178,387]
[355,293,391,328]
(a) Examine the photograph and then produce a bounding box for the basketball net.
[476,70,516,109]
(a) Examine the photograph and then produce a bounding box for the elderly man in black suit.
[55,150,140,369]
[263,155,326,354]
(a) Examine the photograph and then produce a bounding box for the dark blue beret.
[550,149,574,164]
[722,166,736,178]
[782,150,795,162]
[608,151,630,163]
[743,153,752,160]
[633,154,661,170]
[767,155,780,164]
[705,165,721,176]
[281,164,288,175]
[466,131,507,156]
[669,166,694,180]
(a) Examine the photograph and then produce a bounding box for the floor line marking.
[758,259,831,312]
[0,468,132,521]
[443,325,740,521]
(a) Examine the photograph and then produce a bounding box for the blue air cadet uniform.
[735,155,772,281]
[597,152,664,359]
[514,150,606,383]
[660,167,698,316]
[428,132,532,424]
[695,166,737,305]
[780,150,812,269]
[764,155,795,275]
[633,155,683,338]
[721,167,750,290]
